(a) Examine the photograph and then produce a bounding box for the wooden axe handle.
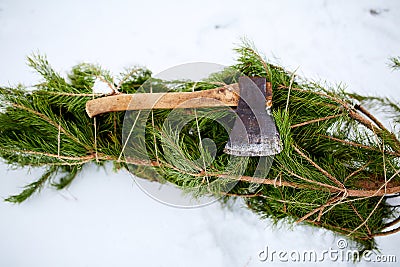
[86,82,272,118]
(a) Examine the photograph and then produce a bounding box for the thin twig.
[191,82,209,184]
[292,144,345,189]
[216,173,311,190]
[348,138,387,236]
[158,129,203,172]
[117,110,141,162]
[93,116,99,162]
[382,216,400,230]
[57,107,61,158]
[305,219,360,236]
[222,192,262,198]
[296,195,342,223]
[35,91,103,97]
[116,69,140,91]
[384,193,400,199]
[321,168,400,216]
[12,103,91,151]
[277,185,287,212]
[285,70,296,114]
[349,203,372,236]
[20,145,395,197]
[290,114,343,129]
[150,83,160,164]
[319,134,400,157]
[96,75,120,95]
[344,161,371,183]
[277,85,400,152]
[280,165,342,192]
[257,195,320,206]
[244,46,269,77]
[0,148,108,161]
[348,109,400,150]
[355,104,386,130]
[373,226,400,237]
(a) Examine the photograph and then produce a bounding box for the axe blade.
[224,76,282,157]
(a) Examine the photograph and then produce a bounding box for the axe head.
[224,76,282,156]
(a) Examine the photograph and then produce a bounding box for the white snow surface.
[0,0,399,266]
[92,77,115,95]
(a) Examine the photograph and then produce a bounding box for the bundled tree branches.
[0,45,399,251]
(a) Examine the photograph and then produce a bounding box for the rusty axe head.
[224,76,282,156]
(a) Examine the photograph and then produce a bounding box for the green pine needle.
[0,47,399,251]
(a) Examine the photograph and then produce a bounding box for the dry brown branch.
[280,166,342,192]
[18,142,396,197]
[277,186,287,212]
[138,157,400,196]
[296,195,343,223]
[292,144,345,188]
[344,161,372,183]
[277,85,400,152]
[354,104,386,130]
[304,219,359,237]
[382,216,400,230]
[319,134,400,157]
[349,203,372,235]
[373,226,400,237]
[290,114,343,129]
[2,148,101,161]
[36,91,103,97]
[222,192,262,198]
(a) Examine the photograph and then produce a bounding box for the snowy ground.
[0,0,399,266]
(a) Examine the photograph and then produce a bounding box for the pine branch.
[390,56,400,70]
[5,166,57,203]
[0,47,399,251]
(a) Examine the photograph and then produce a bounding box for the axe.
[86,76,282,156]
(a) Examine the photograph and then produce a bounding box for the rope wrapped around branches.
[0,46,399,251]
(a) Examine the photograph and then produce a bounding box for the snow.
[0,0,399,266]
[92,77,115,95]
